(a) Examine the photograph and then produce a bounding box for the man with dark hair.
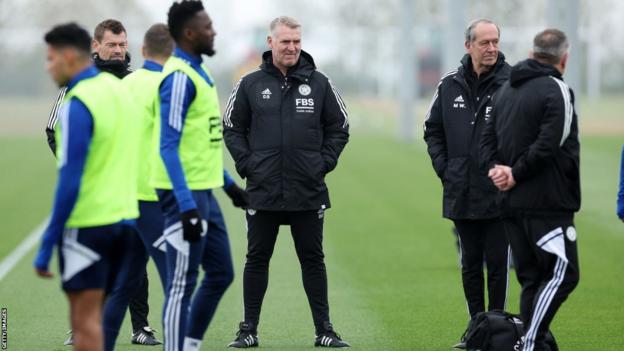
[152,2,237,350]
[91,19,132,78]
[423,18,511,349]
[223,15,350,349]
[46,18,132,154]
[44,19,160,347]
[34,22,140,351]
[480,28,580,351]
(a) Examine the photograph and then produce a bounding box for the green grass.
[0,137,56,258]
[0,133,623,350]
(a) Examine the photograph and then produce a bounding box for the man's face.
[465,22,499,71]
[268,24,301,70]
[188,11,217,56]
[93,30,127,61]
[46,46,72,87]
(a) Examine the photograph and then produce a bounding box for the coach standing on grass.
[480,28,580,351]
[34,22,140,351]
[223,16,350,348]
[423,19,511,349]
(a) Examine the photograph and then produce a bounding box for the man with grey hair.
[424,18,511,349]
[480,28,580,351]
[223,15,350,348]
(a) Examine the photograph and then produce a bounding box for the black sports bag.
[464,310,558,351]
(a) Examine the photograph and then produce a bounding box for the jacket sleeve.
[423,81,447,179]
[479,99,502,173]
[511,79,574,183]
[223,78,253,178]
[45,87,68,156]
[320,78,349,174]
[618,145,624,219]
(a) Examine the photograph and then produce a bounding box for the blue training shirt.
[34,66,98,271]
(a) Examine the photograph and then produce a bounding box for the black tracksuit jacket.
[424,54,511,220]
[223,50,349,211]
[479,59,581,216]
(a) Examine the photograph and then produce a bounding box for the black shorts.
[58,223,128,292]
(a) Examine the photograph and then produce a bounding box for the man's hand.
[33,231,56,279]
[488,165,517,191]
[224,183,249,209]
[35,268,54,278]
[181,209,203,243]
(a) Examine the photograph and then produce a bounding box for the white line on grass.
[0,219,48,281]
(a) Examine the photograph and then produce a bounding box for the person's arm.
[159,71,197,212]
[223,169,235,189]
[479,98,502,173]
[618,145,624,220]
[34,98,92,275]
[160,71,207,242]
[511,79,574,183]
[320,78,350,174]
[423,81,447,179]
[44,87,68,156]
[223,78,253,178]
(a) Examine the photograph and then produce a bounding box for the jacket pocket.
[246,149,280,187]
[293,150,325,184]
[443,157,469,190]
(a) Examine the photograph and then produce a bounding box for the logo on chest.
[453,94,466,109]
[261,88,272,100]
[298,84,311,96]
[295,98,315,113]
[484,106,493,121]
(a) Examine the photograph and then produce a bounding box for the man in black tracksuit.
[480,29,580,351]
[223,16,350,349]
[424,19,511,346]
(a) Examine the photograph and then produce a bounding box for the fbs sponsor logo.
[295,98,315,113]
[485,106,493,121]
[261,88,271,100]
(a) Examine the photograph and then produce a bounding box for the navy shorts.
[58,223,129,292]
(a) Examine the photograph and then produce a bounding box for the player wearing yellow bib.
[153,2,245,351]
[34,23,139,351]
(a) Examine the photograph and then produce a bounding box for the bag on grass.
[463,310,558,351]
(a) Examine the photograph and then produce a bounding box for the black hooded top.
[479,59,580,216]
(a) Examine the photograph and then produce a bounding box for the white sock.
[183,337,202,351]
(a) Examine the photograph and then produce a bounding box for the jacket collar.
[260,50,316,81]
[174,47,203,67]
[92,52,131,78]
[458,52,508,83]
